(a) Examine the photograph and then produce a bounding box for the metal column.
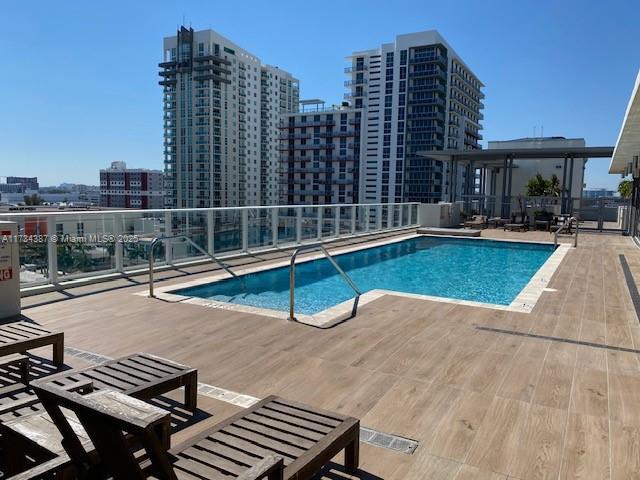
[501,156,509,218]
[567,154,575,216]
[561,156,568,214]
[506,156,514,219]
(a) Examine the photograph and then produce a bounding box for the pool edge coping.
[140,233,571,328]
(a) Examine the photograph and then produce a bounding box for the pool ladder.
[148,235,237,298]
[289,244,362,322]
[553,216,579,248]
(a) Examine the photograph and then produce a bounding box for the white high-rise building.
[345,31,484,204]
[160,27,299,208]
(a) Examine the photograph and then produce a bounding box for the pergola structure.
[419,146,614,217]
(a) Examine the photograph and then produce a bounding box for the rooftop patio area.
[12,228,640,479]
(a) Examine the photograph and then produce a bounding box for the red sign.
[0,267,12,281]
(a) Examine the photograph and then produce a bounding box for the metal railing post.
[377,206,383,231]
[351,206,357,234]
[164,211,173,265]
[241,209,249,252]
[316,207,323,240]
[207,210,215,255]
[46,216,58,285]
[114,213,124,273]
[272,208,279,248]
[334,207,340,237]
[296,208,302,244]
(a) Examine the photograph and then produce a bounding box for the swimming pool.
[172,236,556,315]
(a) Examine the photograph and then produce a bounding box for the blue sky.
[0,0,638,189]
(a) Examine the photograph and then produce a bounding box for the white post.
[377,206,383,231]
[47,216,58,284]
[365,206,370,232]
[272,208,278,247]
[164,211,173,265]
[296,208,302,244]
[387,205,394,229]
[207,210,215,255]
[242,209,249,252]
[351,206,357,234]
[317,207,322,240]
[114,213,124,273]
[334,207,340,237]
[399,204,404,227]
[0,221,20,319]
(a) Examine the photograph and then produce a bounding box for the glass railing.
[0,203,419,290]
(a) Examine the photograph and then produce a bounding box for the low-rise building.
[99,162,164,209]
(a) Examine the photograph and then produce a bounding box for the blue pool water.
[174,237,555,315]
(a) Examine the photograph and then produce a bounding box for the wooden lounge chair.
[33,380,361,480]
[0,321,64,367]
[463,215,487,229]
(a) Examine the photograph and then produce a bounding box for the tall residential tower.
[160,27,299,209]
[345,31,484,204]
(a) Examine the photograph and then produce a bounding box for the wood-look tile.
[429,390,494,462]
[497,356,543,403]
[560,413,610,480]
[454,465,507,480]
[610,421,640,480]
[466,397,530,475]
[570,368,608,418]
[509,404,566,480]
[609,372,640,426]
[532,362,574,410]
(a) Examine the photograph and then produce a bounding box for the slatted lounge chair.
[0,353,197,477]
[463,215,487,229]
[0,321,64,367]
[33,380,361,480]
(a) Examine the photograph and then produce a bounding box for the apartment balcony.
[192,54,232,65]
[279,143,335,151]
[408,83,446,94]
[344,64,368,73]
[409,69,447,81]
[278,133,312,140]
[344,79,368,86]
[410,54,447,66]
[407,97,446,107]
[343,92,367,100]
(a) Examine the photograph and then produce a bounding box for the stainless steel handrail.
[554,216,579,248]
[289,243,362,322]
[148,235,237,297]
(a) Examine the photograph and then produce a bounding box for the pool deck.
[13,228,640,479]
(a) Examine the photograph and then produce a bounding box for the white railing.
[0,203,419,291]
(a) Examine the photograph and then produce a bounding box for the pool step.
[417,227,481,237]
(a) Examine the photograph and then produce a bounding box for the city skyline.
[1,0,637,190]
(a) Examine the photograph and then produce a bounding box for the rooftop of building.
[12,227,640,479]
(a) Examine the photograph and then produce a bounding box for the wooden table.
[41,352,198,411]
[0,321,64,366]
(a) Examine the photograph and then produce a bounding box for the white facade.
[161,27,299,209]
[345,31,484,204]
[488,137,587,200]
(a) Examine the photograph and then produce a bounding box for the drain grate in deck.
[360,427,419,454]
[64,347,113,364]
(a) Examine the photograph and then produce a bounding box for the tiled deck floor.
[16,229,640,479]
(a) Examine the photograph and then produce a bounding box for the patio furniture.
[504,223,529,232]
[3,387,170,479]
[0,353,30,385]
[0,321,64,367]
[33,380,361,480]
[487,217,509,228]
[1,352,196,477]
[40,352,198,411]
[464,215,487,229]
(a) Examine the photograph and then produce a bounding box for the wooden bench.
[33,380,361,480]
[0,322,64,367]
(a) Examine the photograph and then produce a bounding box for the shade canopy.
[610,70,640,175]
